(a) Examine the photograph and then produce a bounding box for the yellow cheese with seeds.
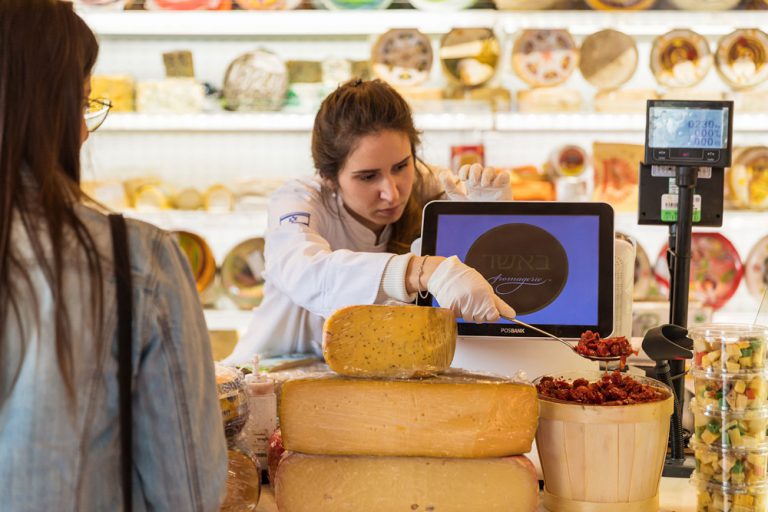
[275,452,539,512]
[279,369,539,458]
[322,305,456,378]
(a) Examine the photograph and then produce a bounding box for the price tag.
[661,194,702,222]
[163,50,195,78]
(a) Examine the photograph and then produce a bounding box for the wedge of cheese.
[322,305,456,378]
[275,452,539,512]
[279,369,539,458]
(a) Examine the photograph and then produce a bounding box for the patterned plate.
[439,28,500,88]
[173,231,217,295]
[729,146,768,209]
[579,30,638,90]
[716,29,768,90]
[746,235,768,301]
[651,29,712,89]
[654,232,743,311]
[512,29,578,88]
[371,29,433,87]
[221,238,266,310]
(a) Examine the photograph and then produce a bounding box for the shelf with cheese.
[99,110,494,132]
[79,9,767,38]
[99,111,768,133]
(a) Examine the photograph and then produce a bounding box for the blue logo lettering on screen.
[280,212,311,226]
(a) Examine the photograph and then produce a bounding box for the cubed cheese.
[275,452,539,512]
[279,369,539,458]
[322,305,456,378]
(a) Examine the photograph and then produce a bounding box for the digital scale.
[638,99,733,478]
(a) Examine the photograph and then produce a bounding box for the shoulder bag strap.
[109,213,133,512]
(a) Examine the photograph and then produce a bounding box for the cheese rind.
[280,369,539,458]
[322,305,456,378]
[275,452,539,512]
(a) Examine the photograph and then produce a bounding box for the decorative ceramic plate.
[439,28,500,88]
[716,29,768,90]
[221,238,266,310]
[651,29,712,89]
[512,29,578,88]
[746,235,768,301]
[371,29,433,87]
[144,0,219,8]
[409,0,475,11]
[654,232,743,311]
[223,50,288,112]
[729,146,768,209]
[549,145,588,178]
[320,0,391,10]
[584,0,655,9]
[579,30,638,90]
[173,231,217,295]
[668,0,741,9]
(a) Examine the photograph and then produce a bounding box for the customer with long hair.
[0,1,226,509]
[227,78,515,362]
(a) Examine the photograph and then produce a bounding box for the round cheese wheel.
[204,184,235,213]
[584,0,655,8]
[223,50,288,112]
[409,0,475,10]
[144,0,219,9]
[668,0,740,9]
[579,30,638,90]
[174,231,216,295]
[651,29,712,89]
[173,187,204,210]
[746,235,768,302]
[439,28,500,88]
[133,184,170,211]
[511,29,578,88]
[716,29,768,90]
[371,29,433,87]
[221,238,266,310]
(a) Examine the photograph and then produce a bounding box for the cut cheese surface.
[275,452,539,512]
[279,369,539,458]
[322,305,456,378]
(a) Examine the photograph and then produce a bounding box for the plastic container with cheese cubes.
[693,478,768,512]
[692,401,768,449]
[693,370,768,413]
[693,443,768,488]
[692,324,768,374]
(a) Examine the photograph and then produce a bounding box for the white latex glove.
[428,256,517,323]
[439,164,513,202]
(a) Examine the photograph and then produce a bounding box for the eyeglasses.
[84,98,112,132]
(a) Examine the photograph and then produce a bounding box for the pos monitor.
[417,201,615,340]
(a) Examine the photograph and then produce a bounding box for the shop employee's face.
[336,130,416,232]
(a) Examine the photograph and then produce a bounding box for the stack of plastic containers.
[691,324,768,512]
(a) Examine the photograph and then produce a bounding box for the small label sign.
[661,194,702,222]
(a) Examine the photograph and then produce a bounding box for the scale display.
[644,100,733,168]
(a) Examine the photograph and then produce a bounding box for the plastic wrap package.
[534,371,673,512]
[279,368,539,458]
[274,452,539,512]
[322,305,456,378]
[216,364,250,439]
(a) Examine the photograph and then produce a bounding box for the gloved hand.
[439,163,513,202]
[427,256,516,323]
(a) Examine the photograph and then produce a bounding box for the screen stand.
[662,165,697,478]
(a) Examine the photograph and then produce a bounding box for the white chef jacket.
[225,164,444,363]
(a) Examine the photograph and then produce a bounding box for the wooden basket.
[535,373,674,512]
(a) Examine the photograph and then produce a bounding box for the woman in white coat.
[226,79,515,363]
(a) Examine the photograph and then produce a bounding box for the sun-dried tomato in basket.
[575,330,636,358]
[536,371,669,406]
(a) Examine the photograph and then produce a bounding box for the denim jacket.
[0,204,227,511]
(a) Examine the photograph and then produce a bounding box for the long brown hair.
[0,0,101,401]
[311,79,436,254]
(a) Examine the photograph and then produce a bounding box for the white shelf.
[80,9,768,38]
[99,111,768,133]
[100,111,494,132]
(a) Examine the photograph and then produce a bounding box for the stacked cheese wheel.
[691,324,768,512]
[273,305,541,512]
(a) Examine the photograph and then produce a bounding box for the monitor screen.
[648,106,729,150]
[418,201,614,339]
